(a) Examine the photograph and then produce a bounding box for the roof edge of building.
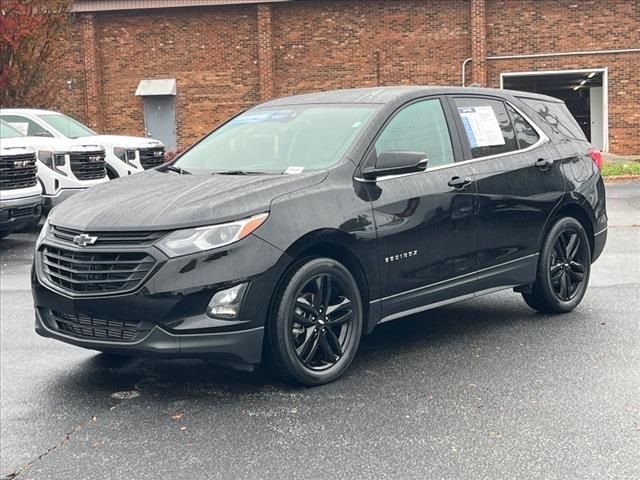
[72,0,291,14]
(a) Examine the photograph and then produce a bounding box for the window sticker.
[284,166,305,175]
[457,106,505,148]
[7,122,28,136]
[229,110,296,126]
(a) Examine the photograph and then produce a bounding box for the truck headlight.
[113,147,127,161]
[156,213,268,258]
[38,151,67,176]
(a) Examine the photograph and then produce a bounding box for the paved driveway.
[1,181,638,480]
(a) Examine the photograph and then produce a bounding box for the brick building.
[56,0,639,154]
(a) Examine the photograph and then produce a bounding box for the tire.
[106,167,118,180]
[522,216,591,314]
[268,257,363,386]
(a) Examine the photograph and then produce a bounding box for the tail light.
[588,146,603,171]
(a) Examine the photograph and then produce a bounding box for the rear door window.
[506,104,540,149]
[518,97,586,141]
[453,97,517,158]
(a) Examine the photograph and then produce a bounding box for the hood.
[1,137,36,155]
[9,136,104,153]
[49,169,327,231]
[76,135,164,149]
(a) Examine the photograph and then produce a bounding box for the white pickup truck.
[0,109,166,179]
[0,141,42,237]
[1,121,109,213]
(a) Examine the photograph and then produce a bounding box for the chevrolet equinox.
[32,87,607,385]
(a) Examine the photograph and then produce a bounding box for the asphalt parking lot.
[1,181,639,480]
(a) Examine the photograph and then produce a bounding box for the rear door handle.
[448,176,472,189]
[535,158,553,170]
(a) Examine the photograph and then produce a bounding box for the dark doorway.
[502,70,606,150]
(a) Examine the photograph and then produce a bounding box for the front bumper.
[0,195,43,233]
[35,308,264,368]
[32,232,291,369]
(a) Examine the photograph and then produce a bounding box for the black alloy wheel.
[522,216,591,314]
[549,229,588,301]
[291,274,354,370]
[269,257,363,385]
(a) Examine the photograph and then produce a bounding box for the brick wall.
[271,0,470,96]
[485,0,640,154]
[57,0,639,154]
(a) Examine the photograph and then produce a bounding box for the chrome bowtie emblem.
[73,233,98,247]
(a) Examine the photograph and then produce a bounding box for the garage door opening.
[501,69,607,151]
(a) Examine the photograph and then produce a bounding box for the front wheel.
[522,217,591,314]
[268,257,363,386]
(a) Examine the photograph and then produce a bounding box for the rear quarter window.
[518,97,586,142]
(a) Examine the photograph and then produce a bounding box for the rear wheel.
[522,217,591,314]
[268,257,363,386]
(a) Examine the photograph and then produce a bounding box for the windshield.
[38,114,96,138]
[0,121,24,138]
[174,105,377,173]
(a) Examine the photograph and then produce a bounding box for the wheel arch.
[106,164,119,179]
[542,197,596,255]
[265,228,377,336]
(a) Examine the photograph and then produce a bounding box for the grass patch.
[601,161,640,177]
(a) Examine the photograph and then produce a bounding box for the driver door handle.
[535,158,553,169]
[448,176,472,189]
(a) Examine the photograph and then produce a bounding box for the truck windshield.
[38,114,96,139]
[173,105,377,173]
[0,121,24,138]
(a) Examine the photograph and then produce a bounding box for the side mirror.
[361,151,428,180]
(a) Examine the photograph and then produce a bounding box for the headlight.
[156,213,269,257]
[114,147,137,165]
[113,147,127,161]
[38,151,67,175]
[36,218,50,248]
[38,151,54,168]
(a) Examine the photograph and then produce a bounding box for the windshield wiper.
[165,165,192,175]
[212,170,280,175]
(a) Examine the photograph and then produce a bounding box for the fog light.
[206,283,247,319]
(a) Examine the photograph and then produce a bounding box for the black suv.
[32,87,607,385]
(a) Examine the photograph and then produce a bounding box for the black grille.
[70,150,107,180]
[11,205,39,218]
[0,153,38,190]
[49,310,140,341]
[139,147,165,169]
[41,245,156,294]
[51,225,166,246]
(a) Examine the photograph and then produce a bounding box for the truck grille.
[51,225,166,247]
[70,150,107,180]
[48,310,140,342]
[139,147,165,169]
[41,245,156,295]
[0,152,38,190]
